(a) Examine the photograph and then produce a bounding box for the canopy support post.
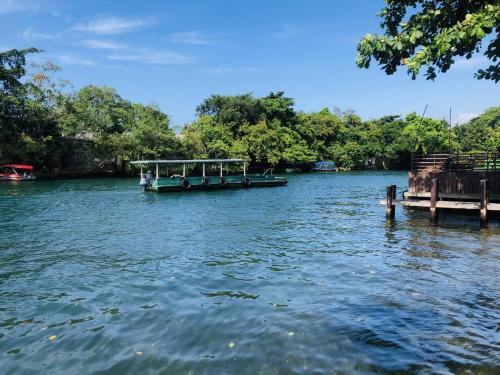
[140,166,143,178]
[156,163,159,181]
[243,162,246,177]
[183,164,186,178]
[220,163,223,178]
[203,163,206,178]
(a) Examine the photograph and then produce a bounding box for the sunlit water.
[1,172,499,374]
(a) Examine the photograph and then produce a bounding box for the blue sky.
[1,0,498,128]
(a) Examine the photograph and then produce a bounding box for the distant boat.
[312,161,337,172]
[130,159,287,193]
[0,164,36,181]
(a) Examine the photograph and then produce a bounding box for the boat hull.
[0,175,37,181]
[150,174,287,193]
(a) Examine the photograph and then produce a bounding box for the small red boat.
[0,164,36,181]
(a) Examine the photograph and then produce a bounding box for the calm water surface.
[1,172,499,374]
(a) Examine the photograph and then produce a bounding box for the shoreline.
[27,168,408,181]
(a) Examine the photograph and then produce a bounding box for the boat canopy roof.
[131,159,245,165]
[1,164,34,170]
[314,161,336,167]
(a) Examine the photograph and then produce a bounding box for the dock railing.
[411,152,500,173]
[408,151,500,200]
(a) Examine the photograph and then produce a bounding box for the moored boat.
[312,161,337,172]
[130,159,287,193]
[0,164,36,181]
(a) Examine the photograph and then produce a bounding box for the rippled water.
[1,172,499,374]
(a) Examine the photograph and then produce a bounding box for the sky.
[1,0,498,128]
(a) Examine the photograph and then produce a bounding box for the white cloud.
[0,0,37,14]
[80,38,191,65]
[108,49,191,64]
[82,39,127,50]
[454,112,477,125]
[73,17,149,35]
[22,27,59,40]
[56,54,95,66]
[454,56,489,69]
[170,31,215,45]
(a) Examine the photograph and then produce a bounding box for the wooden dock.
[383,152,500,227]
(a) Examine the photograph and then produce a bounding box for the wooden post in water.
[386,185,395,219]
[391,184,397,200]
[480,179,489,228]
[430,178,439,224]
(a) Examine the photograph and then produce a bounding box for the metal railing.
[262,168,274,175]
[411,152,500,172]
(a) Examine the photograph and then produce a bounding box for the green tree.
[124,104,180,160]
[1,52,68,166]
[328,141,365,169]
[296,109,345,159]
[196,94,262,133]
[241,120,282,165]
[454,106,500,151]
[357,1,500,81]
[278,126,317,163]
[371,115,407,158]
[399,113,452,153]
[190,92,312,165]
[260,91,297,127]
[1,48,40,160]
[60,85,134,137]
[0,48,39,92]
[354,121,383,159]
[181,115,236,159]
[469,106,500,128]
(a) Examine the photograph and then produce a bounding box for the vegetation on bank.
[1,48,499,175]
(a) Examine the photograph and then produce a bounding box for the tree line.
[1,48,499,175]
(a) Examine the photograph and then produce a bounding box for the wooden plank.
[408,171,500,195]
[489,203,500,211]
[379,199,500,211]
[404,191,500,201]
[403,200,479,210]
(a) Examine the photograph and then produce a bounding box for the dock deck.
[383,152,500,226]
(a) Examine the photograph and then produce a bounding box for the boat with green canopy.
[130,159,287,193]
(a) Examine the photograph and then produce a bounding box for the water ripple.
[1,173,499,374]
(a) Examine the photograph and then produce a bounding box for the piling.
[430,178,439,224]
[386,185,395,219]
[480,179,489,228]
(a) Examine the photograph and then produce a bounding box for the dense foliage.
[357,1,500,81]
[0,48,181,173]
[0,48,498,174]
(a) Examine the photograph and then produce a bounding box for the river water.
[1,172,499,374]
